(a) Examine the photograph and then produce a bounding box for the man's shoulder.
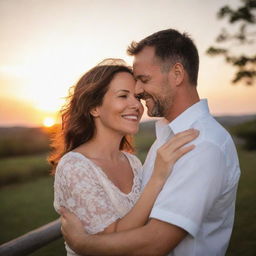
[193,115,233,149]
[191,115,240,171]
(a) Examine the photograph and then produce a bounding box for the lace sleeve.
[54,153,120,234]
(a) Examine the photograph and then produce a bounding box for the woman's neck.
[76,129,124,161]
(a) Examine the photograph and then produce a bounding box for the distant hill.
[0,114,255,157]
[0,126,50,157]
[1,114,255,135]
[214,114,256,127]
[140,114,256,132]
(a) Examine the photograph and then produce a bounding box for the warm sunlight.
[43,117,55,127]
[1,0,256,128]
[1,50,98,114]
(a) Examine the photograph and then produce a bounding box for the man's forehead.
[133,47,155,63]
[133,54,159,77]
[133,61,146,77]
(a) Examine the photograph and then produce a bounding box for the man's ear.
[169,62,185,86]
[90,107,100,117]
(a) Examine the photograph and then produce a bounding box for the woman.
[51,59,198,255]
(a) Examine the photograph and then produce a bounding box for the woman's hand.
[152,129,199,181]
[60,207,88,253]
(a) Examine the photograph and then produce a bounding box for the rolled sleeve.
[150,208,198,236]
[150,142,226,237]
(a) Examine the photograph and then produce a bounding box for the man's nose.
[135,81,144,95]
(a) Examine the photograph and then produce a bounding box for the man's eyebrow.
[134,75,150,80]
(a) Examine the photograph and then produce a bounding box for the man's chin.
[145,100,165,117]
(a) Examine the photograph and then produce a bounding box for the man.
[60,29,240,256]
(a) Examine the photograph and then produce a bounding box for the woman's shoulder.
[56,151,94,177]
[58,151,89,164]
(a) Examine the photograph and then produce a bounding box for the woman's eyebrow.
[115,89,130,93]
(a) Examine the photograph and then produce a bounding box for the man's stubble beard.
[148,98,165,117]
[148,82,174,118]
[148,96,173,117]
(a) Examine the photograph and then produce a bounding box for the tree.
[207,0,256,85]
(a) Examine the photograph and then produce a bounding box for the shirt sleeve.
[54,154,120,234]
[149,142,226,237]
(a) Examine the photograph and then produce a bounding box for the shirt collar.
[168,99,210,134]
[155,118,170,141]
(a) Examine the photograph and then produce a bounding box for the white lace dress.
[54,151,143,256]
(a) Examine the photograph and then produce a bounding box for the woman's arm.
[101,129,199,234]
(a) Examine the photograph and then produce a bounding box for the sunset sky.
[1,0,256,127]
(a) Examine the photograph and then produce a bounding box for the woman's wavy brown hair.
[49,59,134,174]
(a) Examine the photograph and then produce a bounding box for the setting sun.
[43,117,55,127]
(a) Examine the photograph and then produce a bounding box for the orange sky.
[0,0,255,127]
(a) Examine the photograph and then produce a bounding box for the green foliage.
[134,121,156,162]
[207,0,256,85]
[218,0,256,24]
[231,119,256,150]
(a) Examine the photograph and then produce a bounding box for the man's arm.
[61,208,187,256]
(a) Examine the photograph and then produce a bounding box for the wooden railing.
[0,219,61,256]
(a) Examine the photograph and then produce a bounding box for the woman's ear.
[90,107,100,117]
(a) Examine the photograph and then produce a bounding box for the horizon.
[1,112,255,129]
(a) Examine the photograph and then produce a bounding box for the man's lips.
[145,98,154,105]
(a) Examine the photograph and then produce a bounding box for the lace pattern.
[54,151,143,235]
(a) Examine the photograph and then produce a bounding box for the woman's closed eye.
[119,94,128,98]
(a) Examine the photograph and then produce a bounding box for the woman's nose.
[130,96,141,110]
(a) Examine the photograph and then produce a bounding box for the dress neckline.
[69,151,137,197]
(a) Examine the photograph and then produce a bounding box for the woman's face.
[93,72,144,136]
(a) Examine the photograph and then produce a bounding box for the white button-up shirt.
[142,99,240,256]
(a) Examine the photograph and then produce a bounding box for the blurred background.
[0,0,255,255]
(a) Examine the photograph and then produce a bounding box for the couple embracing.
[51,28,240,256]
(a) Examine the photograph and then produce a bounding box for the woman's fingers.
[162,129,199,151]
[156,129,199,166]
[171,144,195,162]
[171,131,199,150]
[153,129,199,180]
[168,128,198,140]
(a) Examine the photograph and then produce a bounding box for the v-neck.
[69,151,137,196]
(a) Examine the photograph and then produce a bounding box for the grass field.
[0,132,256,255]
[226,148,256,256]
[0,176,66,256]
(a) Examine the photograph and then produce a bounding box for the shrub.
[0,127,50,158]
[231,120,256,150]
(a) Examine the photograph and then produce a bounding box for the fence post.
[0,219,62,256]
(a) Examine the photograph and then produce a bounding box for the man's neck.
[165,88,200,122]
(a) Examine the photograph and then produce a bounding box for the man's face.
[133,46,175,118]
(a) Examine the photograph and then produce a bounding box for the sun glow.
[43,117,55,127]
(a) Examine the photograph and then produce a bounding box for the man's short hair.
[127,29,199,86]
